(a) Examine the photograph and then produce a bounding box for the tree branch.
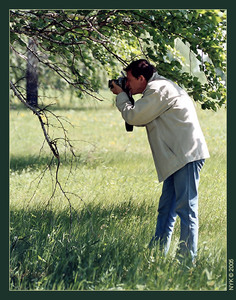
[10,80,89,233]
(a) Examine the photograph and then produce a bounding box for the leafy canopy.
[10,9,226,110]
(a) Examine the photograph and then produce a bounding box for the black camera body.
[108,72,134,132]
[108,72,127,91]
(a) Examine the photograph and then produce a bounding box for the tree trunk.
[26,38,38,106]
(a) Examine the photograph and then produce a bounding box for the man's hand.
[110,81,123,95]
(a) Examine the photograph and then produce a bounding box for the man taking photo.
[110,59,210,264]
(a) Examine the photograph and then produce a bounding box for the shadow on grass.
[10,154,53,172]
[9,200,154,290]
[9,153,102,173]
[9,200,227,291]
[10,151,150,173]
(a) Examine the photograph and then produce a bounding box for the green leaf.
[10,9,226,110]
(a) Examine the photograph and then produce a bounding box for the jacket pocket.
[164,142,177,159]
[160,137,179,161]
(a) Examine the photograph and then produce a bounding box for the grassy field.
[9,90,227,291]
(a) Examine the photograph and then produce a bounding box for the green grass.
[10,90,227,291]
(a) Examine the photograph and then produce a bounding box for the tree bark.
[26,38,38,106]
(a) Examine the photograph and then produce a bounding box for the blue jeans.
[149,159,205,262]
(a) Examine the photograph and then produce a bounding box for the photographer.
[110,59,210,264]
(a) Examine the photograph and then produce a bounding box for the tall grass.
[10,90,226,290]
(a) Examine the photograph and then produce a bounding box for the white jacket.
[116,72,210,182]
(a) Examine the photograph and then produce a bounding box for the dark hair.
[124,59,156,81]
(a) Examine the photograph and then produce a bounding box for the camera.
[108,72,134,132]
[108,71,127,91]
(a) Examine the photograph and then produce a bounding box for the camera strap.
[125,90,134,132]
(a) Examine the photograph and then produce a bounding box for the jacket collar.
[142,72,164,94]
